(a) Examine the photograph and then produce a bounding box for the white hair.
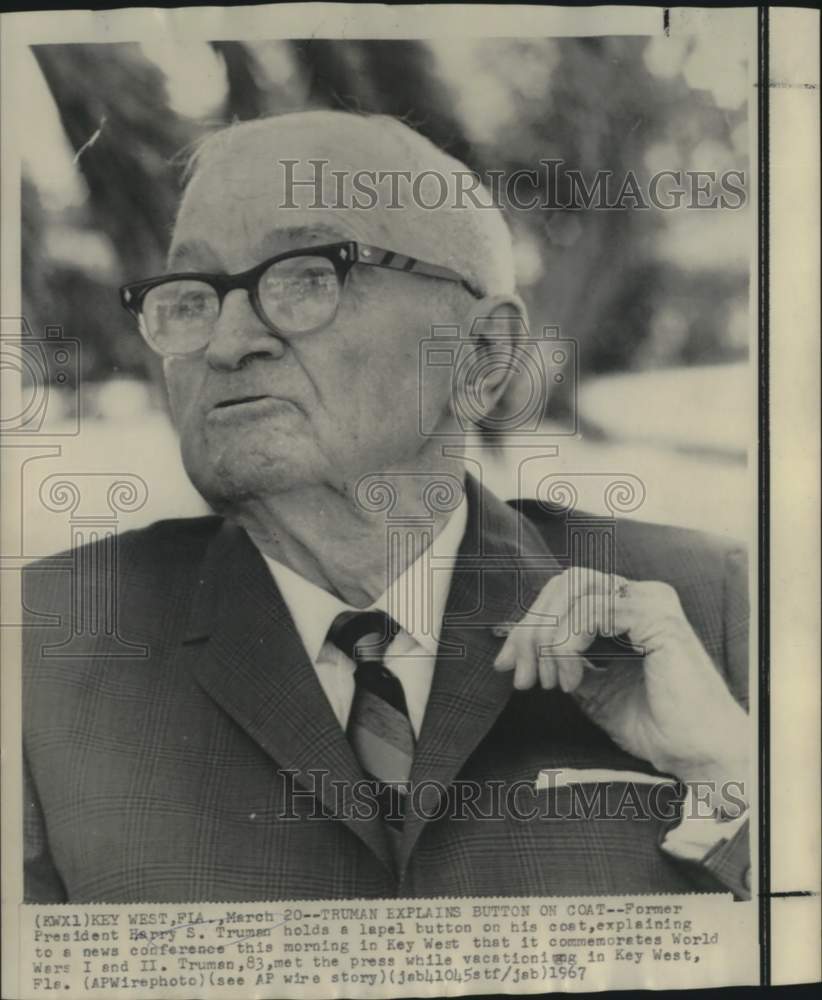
[177,110,517,298]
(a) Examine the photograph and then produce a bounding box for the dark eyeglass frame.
[120,241,482,355]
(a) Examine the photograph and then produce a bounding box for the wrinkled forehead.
[171,120,438,271]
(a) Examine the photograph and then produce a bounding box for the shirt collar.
[260,497,467,664]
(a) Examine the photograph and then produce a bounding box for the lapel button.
[490,623,513,638]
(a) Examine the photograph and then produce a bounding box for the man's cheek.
[163,361,188,426]
[165,362,203,430]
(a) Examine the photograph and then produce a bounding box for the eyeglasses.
[120,241,481,357]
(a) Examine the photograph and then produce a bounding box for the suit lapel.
[179,479,566,878]
[398,477,565,871]
[181,521,394,874]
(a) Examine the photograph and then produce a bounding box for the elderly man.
[23,111,750,903]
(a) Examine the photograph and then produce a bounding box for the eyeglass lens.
[140,254,340,354]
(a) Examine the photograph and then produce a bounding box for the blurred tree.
[212,41,270,120]
[292,40,475,165]
[32,44,194,281]
[30,43,198,385]
[459,37,747,389]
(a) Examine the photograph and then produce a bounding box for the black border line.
[757,3,771,989]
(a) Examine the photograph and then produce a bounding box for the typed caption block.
[19,894,757,997]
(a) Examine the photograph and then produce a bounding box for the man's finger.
[541,586,634,658]
[538,654,558,689]
[529,570,636,652]
[558,655,586,693]
[513,632,539,689]
[493,636,516,670]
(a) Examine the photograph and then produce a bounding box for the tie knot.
[328,610,399,663]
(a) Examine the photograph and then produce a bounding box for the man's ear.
[452,294,531,429]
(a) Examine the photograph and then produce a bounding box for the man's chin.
[183,448,313,508]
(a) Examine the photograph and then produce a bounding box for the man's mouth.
[207,395,299,423]
[213,394,270,409]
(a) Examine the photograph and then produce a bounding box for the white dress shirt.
[261,498,468,739]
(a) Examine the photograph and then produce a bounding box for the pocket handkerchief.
[535,768,678,790]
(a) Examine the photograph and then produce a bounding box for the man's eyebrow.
[167,225,352,272]
[251,224,351,259]
[167,240,221,271]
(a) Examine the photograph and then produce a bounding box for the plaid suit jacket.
[23,476,750,903]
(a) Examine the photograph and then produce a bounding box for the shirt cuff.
[661,787,752,900]
[662,800,748,862]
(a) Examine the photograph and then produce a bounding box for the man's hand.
[494,569,749,799]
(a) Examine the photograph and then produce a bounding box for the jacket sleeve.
[693,543,752,899]
[700,820,752,899]
[24,751,67,903]
[721,544,750,710]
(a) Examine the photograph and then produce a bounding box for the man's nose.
[204,289,286,370]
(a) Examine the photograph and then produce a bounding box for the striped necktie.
[328,610,414,837]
